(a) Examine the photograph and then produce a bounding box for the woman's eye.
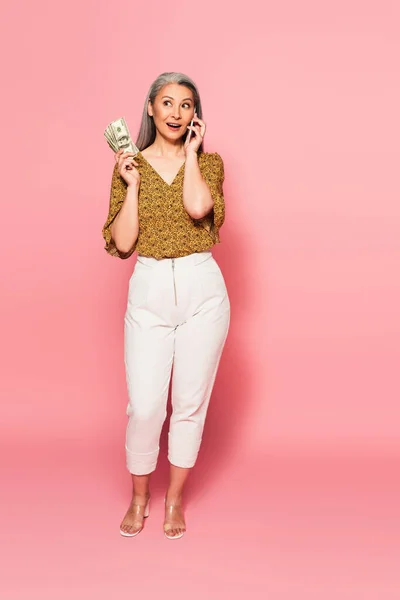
[163,101,191,108]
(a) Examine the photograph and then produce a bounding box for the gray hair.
[135,72,205,154]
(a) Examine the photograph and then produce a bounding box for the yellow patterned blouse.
[102,150,225,260]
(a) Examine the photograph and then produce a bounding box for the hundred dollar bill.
[104,129,118,152]
[104,117,139,156]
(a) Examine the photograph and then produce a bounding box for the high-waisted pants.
[124,250,231,475]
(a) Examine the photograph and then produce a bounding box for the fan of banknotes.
[104,117,140,156]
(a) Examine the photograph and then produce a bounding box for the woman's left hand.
[184,111,206,154]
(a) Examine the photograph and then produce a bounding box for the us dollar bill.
[104,117,139,156]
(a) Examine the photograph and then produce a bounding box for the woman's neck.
[147,135,185,158]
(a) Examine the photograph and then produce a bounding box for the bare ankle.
[132,491,150,502]
[165,493,183,505]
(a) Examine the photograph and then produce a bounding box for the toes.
[121,521,142,534]
[165,525,185,537]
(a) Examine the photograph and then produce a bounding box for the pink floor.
[2,438,399,599]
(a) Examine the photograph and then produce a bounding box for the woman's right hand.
[115,149,141,187]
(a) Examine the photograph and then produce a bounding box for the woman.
[102,72,230,539]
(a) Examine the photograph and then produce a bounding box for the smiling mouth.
[166,123,181,129]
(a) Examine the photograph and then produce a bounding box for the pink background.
[1,0,399,598]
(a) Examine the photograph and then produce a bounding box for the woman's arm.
[110,181,140,255]
[182,150,214,220]
[102,163,140,259]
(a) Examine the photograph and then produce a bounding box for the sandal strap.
[129,500,149,524]
[131,503,147,514]
[164,504,185,531]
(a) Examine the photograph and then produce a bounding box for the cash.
[104,117,140,156]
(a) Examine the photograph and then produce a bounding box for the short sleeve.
[197,152,226,238]
[102,164,137,259]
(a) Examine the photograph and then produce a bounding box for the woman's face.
[149,83,195,140]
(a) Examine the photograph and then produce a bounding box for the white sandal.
[120,499,150,537]
[163,498,186,540]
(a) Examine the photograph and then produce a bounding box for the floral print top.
[102,150,225,260]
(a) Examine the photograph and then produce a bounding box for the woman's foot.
[120,494,150,537]
[164,496,186,539]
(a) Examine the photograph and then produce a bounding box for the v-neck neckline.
[138,151,186,187]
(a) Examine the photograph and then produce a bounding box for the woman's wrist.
[127,180,140,190]
[185,150,198,163]
[126,182,140,196]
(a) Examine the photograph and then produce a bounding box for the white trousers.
[124,251,230,475]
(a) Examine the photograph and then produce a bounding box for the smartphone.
[187,107,196,143]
